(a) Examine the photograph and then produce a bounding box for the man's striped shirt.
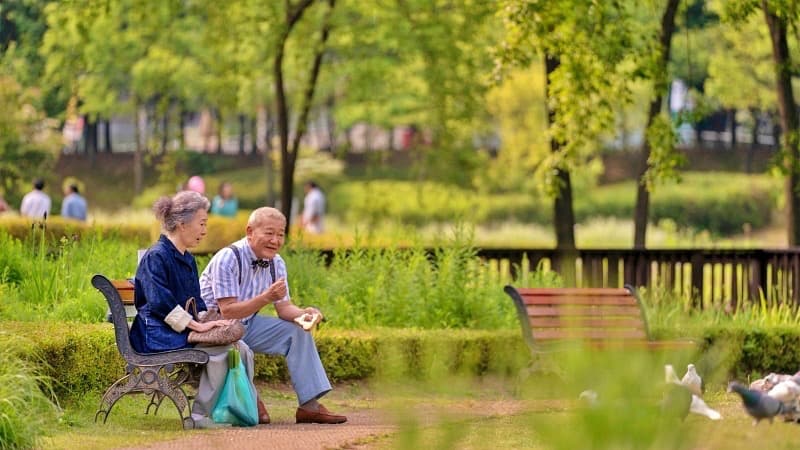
[199,238,290,322]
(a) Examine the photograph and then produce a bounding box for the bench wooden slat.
[516,288,631,296]
[529,317,645,329]
[534,329,648,340]
[111,279,135,304]
[527,305,644,317]
[522,296,639,306]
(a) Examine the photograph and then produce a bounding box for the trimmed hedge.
[1,322,527,402]
[7,320,800,403]
[0,215,247,254]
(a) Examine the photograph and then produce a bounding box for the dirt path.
[117,399,529,450]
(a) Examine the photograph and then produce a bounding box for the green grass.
[372,396,800,450]
[0,346,60,450]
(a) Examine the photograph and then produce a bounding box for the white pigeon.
[767,379,800,403]
[690,394,722,420]
[578,389,599,407]
[681,364,703,397]
[750,378,769,392]
[665,364,682,385]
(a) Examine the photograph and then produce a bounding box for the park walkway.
[116,399,529,450]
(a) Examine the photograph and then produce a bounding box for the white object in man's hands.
[294,312,321,331]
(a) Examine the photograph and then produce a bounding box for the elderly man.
[199,207,346,424]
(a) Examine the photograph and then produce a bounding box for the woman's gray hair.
[153,191,210,233]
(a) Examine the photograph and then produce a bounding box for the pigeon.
[750,378,769,392]
[690,394,722,420]
[767,379,800,404]
[665,364,682,385]
[578,389,599,407]
[765,373,792,386]
[729,381,790,425]
[681,364,703,396]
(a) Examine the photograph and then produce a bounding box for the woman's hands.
[188,319,236,333]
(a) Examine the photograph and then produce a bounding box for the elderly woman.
[129,190,257,428]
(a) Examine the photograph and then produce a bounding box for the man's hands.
[293,307,323,331]
[263,277,287,304]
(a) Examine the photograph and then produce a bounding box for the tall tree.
[722,0,800,245]
[496,0,637,250]
[762,0,800,245]
[273,0,336,229]
[633,0,681,248]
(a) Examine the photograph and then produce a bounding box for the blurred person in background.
[0,193,9,213]
[20,178,51,220]
[211,181,238,218]
[61,183,87,221]
[187,175,206,195]
[301,181,325,234]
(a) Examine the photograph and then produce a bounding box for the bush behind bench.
[5,321,797,403]
[1,322,528,402]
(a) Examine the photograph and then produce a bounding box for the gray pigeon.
[728,381,789,425]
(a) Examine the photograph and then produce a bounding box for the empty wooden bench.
[93,274,208,429]
[503,285,695,351]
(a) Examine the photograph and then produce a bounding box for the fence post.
[690,253,704,309]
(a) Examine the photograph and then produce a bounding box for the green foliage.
[0,343,60,450]
[0,229,141,323]
[0,75,60,206]
[328,172,781,236]
[285,229,534,330]
[574,172,780,235]
[2,322,526,399]
[0,224,561,327]
[329,179,549,227]
[643,113,685,190]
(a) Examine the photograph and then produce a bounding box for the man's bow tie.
[251,259,271,269]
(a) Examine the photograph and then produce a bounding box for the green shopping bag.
[211,347,258,426]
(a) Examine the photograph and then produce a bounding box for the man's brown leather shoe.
[257,398,271,424]
[295,404,347,424]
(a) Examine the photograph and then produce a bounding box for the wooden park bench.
[92,274,208,429]
[503,285,695,352]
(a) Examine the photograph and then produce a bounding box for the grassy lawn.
[368,391,800,450]
[40,382,366,449]
[38,373,800,450]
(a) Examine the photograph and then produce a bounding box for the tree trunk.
[104,119,112,153]
[325,95,336,153]
[250,116,258,155]
[179,107,186,149]
[83,116,98,155]
[274,0,331,231]
[238,114,246,155]
[633,0,679,249]
[215,109,223,154]
[746,107,759,173]
[263,106,276,206]
[728,108,737,149]
[545,54,575,251]
[161,110,169,154]
[763,2,800,246]
[134,103,144,195]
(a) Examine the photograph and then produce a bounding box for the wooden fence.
[199,247,800,307]
[474,248,800,308]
